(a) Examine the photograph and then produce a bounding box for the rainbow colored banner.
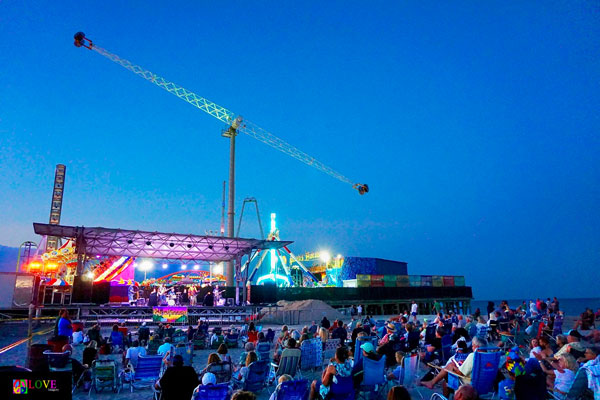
[152,306,188,323]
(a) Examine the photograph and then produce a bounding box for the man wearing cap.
[353,342,381,386]
[554,330,585,359]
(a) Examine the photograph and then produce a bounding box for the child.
[268,374,291,400]
[387,351,406,383]
[498,348,526,400]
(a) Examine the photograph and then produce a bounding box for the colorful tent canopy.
[42,278,69,286]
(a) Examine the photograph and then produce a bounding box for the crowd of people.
[47,299,600,399]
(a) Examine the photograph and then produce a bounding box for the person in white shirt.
[411,301,418,323]
[125,340,147,369]
[357,305,363,317]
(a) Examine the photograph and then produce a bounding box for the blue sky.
[1,2,599,299]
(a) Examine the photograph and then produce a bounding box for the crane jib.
[73,32,368,195]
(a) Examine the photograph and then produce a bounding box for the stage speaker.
[91,281,110,305]
[72,275,93,303]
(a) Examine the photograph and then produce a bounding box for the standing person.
[58,310,73,341]
[138,322,150,343]
[321,316,331,330]
[188,286,197,306]
[148,288,158,307]
[54,308,68,337]
[203,291,215,307]
[357,304,363,317]
[128,284,137,305]
[411,301,418,323]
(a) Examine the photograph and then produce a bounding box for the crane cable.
[73,32,368,195]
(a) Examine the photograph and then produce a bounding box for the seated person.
[537,353,578,397]
[155,355,199,400]
[138,322,150,343]
[269,374,292,400]
[310,347,352,400]
[87,323,104,345]
[331,320,348,343]
[420,327,445,363]
[125,340,147,369]
[200,353,221,375]
[387,351,406,383]
[233,351,258,386]
[61,344,88,387]
[421,337,488,397]
[108,324,124,352]
[353,342,381,386]
[217,343,232,363]
[238,342,255,366]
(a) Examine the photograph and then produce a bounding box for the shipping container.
[396,275,410,287]
[454,276,465,286]
[383,275,397,281]
[383,280,396,287]
[443,276,455,287]
[371,275,384,282]
[432,275,444,287]
[370,281,384,287]
[356,274,371,281]
[421,275,433,287]
[357,280,371,288]
[409,275,421,287]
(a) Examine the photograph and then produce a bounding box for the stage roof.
[33,223,291,262]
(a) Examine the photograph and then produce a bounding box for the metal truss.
[33,223,291,262]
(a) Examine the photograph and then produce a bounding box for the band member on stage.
[148,288,158,307]
[188,286,197,306]
[128,284,137,305]
[203,290,214,307]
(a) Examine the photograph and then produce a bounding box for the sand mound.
[259,299,345,325]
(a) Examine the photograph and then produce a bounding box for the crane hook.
[353,183,369,195]
[74,32,93,50]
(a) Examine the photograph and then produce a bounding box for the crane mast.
[73,32,368,195]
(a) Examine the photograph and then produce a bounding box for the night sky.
[1,2,598,299]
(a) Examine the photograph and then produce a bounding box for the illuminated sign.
[152,306,188,323]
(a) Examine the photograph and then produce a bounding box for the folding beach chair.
[89,359,119,394]
[126,354,162,392]
[276,379,310,400]
[448,347,501,399]
[174,342,194,366]
[400,352,423,399]
[323,338,341,365]
[257,341,272,361]
[43,350,71,370]
[352,336,379,374]
[232,359,270,393]
[225,332,240,348]
[272,348,301,379]
[440,334,453,364]
[300,338,323,371]
[192,383,230,400]
[210,334,225,349]
[329,375,355,400]
[429,395,448,400]
[357,355,386,400]
[204,361,233,384]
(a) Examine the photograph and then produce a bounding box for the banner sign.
[1,371,71,400]
[152,306,188,323]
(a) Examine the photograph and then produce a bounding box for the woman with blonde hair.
[234,351,258,384]
[538,353,578,398]
[319,327,329,344]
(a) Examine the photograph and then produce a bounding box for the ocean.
[470,297,600,317]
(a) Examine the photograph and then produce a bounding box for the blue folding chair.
[424,325,437,345]
[192,383,230,400]
[448,347,501,399]
[205,361,233,384]
[128,354,163,392]
[276,379,309,400]
[329,375,355,400]
[357,355,386,400]
[352,336,378,374]
[440,335,453,364]
[257,341,271,361]
[234,359,270,393]
[225,333,239,348]
[300,338,323,371]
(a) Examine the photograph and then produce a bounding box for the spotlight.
[162,263,168,269]
[127,240,133,244]
[181,264,187,270]
[187,244,192,249]
[320,251,331,263]
[193,264,200,270]
[224,246,229,251]
[169,243,174,247]
[146,241,151,246]
[208,245,213,250]
[85,271,94,280]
